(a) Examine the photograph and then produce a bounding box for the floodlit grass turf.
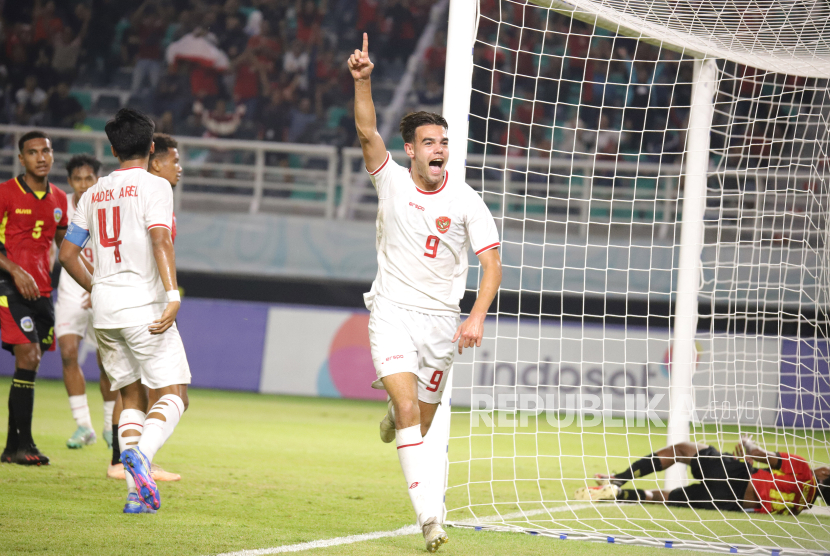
[0,377,826,556]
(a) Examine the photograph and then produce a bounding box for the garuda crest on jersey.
[436,216,451,234]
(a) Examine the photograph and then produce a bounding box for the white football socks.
[138,394,184,462]
[68,394,93,430]
[103,400,115,431]
[119,409,146,494]
[396,424,429,526]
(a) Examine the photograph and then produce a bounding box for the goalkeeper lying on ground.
[575,435,830,515]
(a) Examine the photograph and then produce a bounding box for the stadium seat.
[94,95,122,114]
[70,90,93,111]
[67,140,95,155]
[84,117,108,131]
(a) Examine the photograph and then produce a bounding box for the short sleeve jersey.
[0,176,68,295]
[58,195,94,301]
[366,152,500,314]
[71,167,174,328]
[750,453,818,515]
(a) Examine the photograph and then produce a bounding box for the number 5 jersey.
[69,167,174,329]
[0,176,68,296]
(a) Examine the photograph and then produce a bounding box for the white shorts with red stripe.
[369,295,459,404]
[95,322,191,391]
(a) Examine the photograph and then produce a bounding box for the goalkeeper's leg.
[597,442,709,486]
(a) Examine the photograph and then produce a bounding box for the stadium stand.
[1,0,437,147]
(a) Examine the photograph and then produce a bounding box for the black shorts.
[666,446,752,512]
[0,281,55,353]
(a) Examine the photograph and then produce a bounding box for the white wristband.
[166,290,181,303]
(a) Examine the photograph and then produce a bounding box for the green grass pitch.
[1,377,827,555]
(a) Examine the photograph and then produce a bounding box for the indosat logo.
[315,314,387,401]
[660,341,703,378]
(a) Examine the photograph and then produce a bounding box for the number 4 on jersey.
[97,207,122,263]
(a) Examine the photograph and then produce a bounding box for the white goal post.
[432,0,830,553]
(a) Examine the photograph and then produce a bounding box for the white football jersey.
[71,167,174,328]
[366,152,500,314]
[58,195,95,302]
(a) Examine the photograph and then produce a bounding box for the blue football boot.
[121,447,160,510]
[123,492,157,514]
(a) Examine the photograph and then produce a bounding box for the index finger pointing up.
[363,32,369,55]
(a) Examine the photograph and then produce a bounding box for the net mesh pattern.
[539,0,830,77]
[447,0,830,553]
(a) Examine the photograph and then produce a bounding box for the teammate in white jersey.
[106,133,183,483]
[59,108,191,515]
[349,34,502,553]
[56,155,118,450]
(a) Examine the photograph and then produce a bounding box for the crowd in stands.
[468,4,695,166]
[0,0,807,172]
[1,0,437,148]
[467,0,807,170]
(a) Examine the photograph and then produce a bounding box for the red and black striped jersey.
[0,176,68,295]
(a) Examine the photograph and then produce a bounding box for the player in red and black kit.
[1,131,69,465]
[577,435,830,515]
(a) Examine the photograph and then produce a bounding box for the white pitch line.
[212,525,421,556]
[461,503,592,524]
[211,504,592,556]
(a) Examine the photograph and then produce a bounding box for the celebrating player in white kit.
[59,109,191,514]
[348,34,502,553]
[56,155,118,450]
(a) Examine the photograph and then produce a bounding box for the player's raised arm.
[348,33,387,172]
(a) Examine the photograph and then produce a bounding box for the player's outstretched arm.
[148,226,180,335]
[59,239,93,294]
[735,434,781,469]
[348,33,387,173]
[453,248,502,354]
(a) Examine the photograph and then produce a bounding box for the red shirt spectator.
[247,22,281,70]
[233,53,264,101]
[357,0,380,30]
[190,66,220,97]
[33,2,64,45]
[296,1,322,44]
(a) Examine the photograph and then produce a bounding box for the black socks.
[613,453,664,485]
[4,392,17,453]
[111,423,121,465]
[617,489,647,501]
[8,369,37,449]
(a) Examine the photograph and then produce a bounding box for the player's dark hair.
[65,154,102,178]
[105,108,155,161]
[399,111,448,144]
[18,131,50,153]
[819,478,830,506]
[149,133,178,163]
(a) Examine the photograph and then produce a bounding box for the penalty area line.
[210,504,590,555]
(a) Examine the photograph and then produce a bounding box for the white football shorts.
[95,322,191,391]
[55,291,97,347]
[368,296,459,404]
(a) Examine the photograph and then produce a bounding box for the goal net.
[442,0,830,553]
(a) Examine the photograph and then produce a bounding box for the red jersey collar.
[114,167,144,172]
[15,175,51,198]
[409,169,448,195]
